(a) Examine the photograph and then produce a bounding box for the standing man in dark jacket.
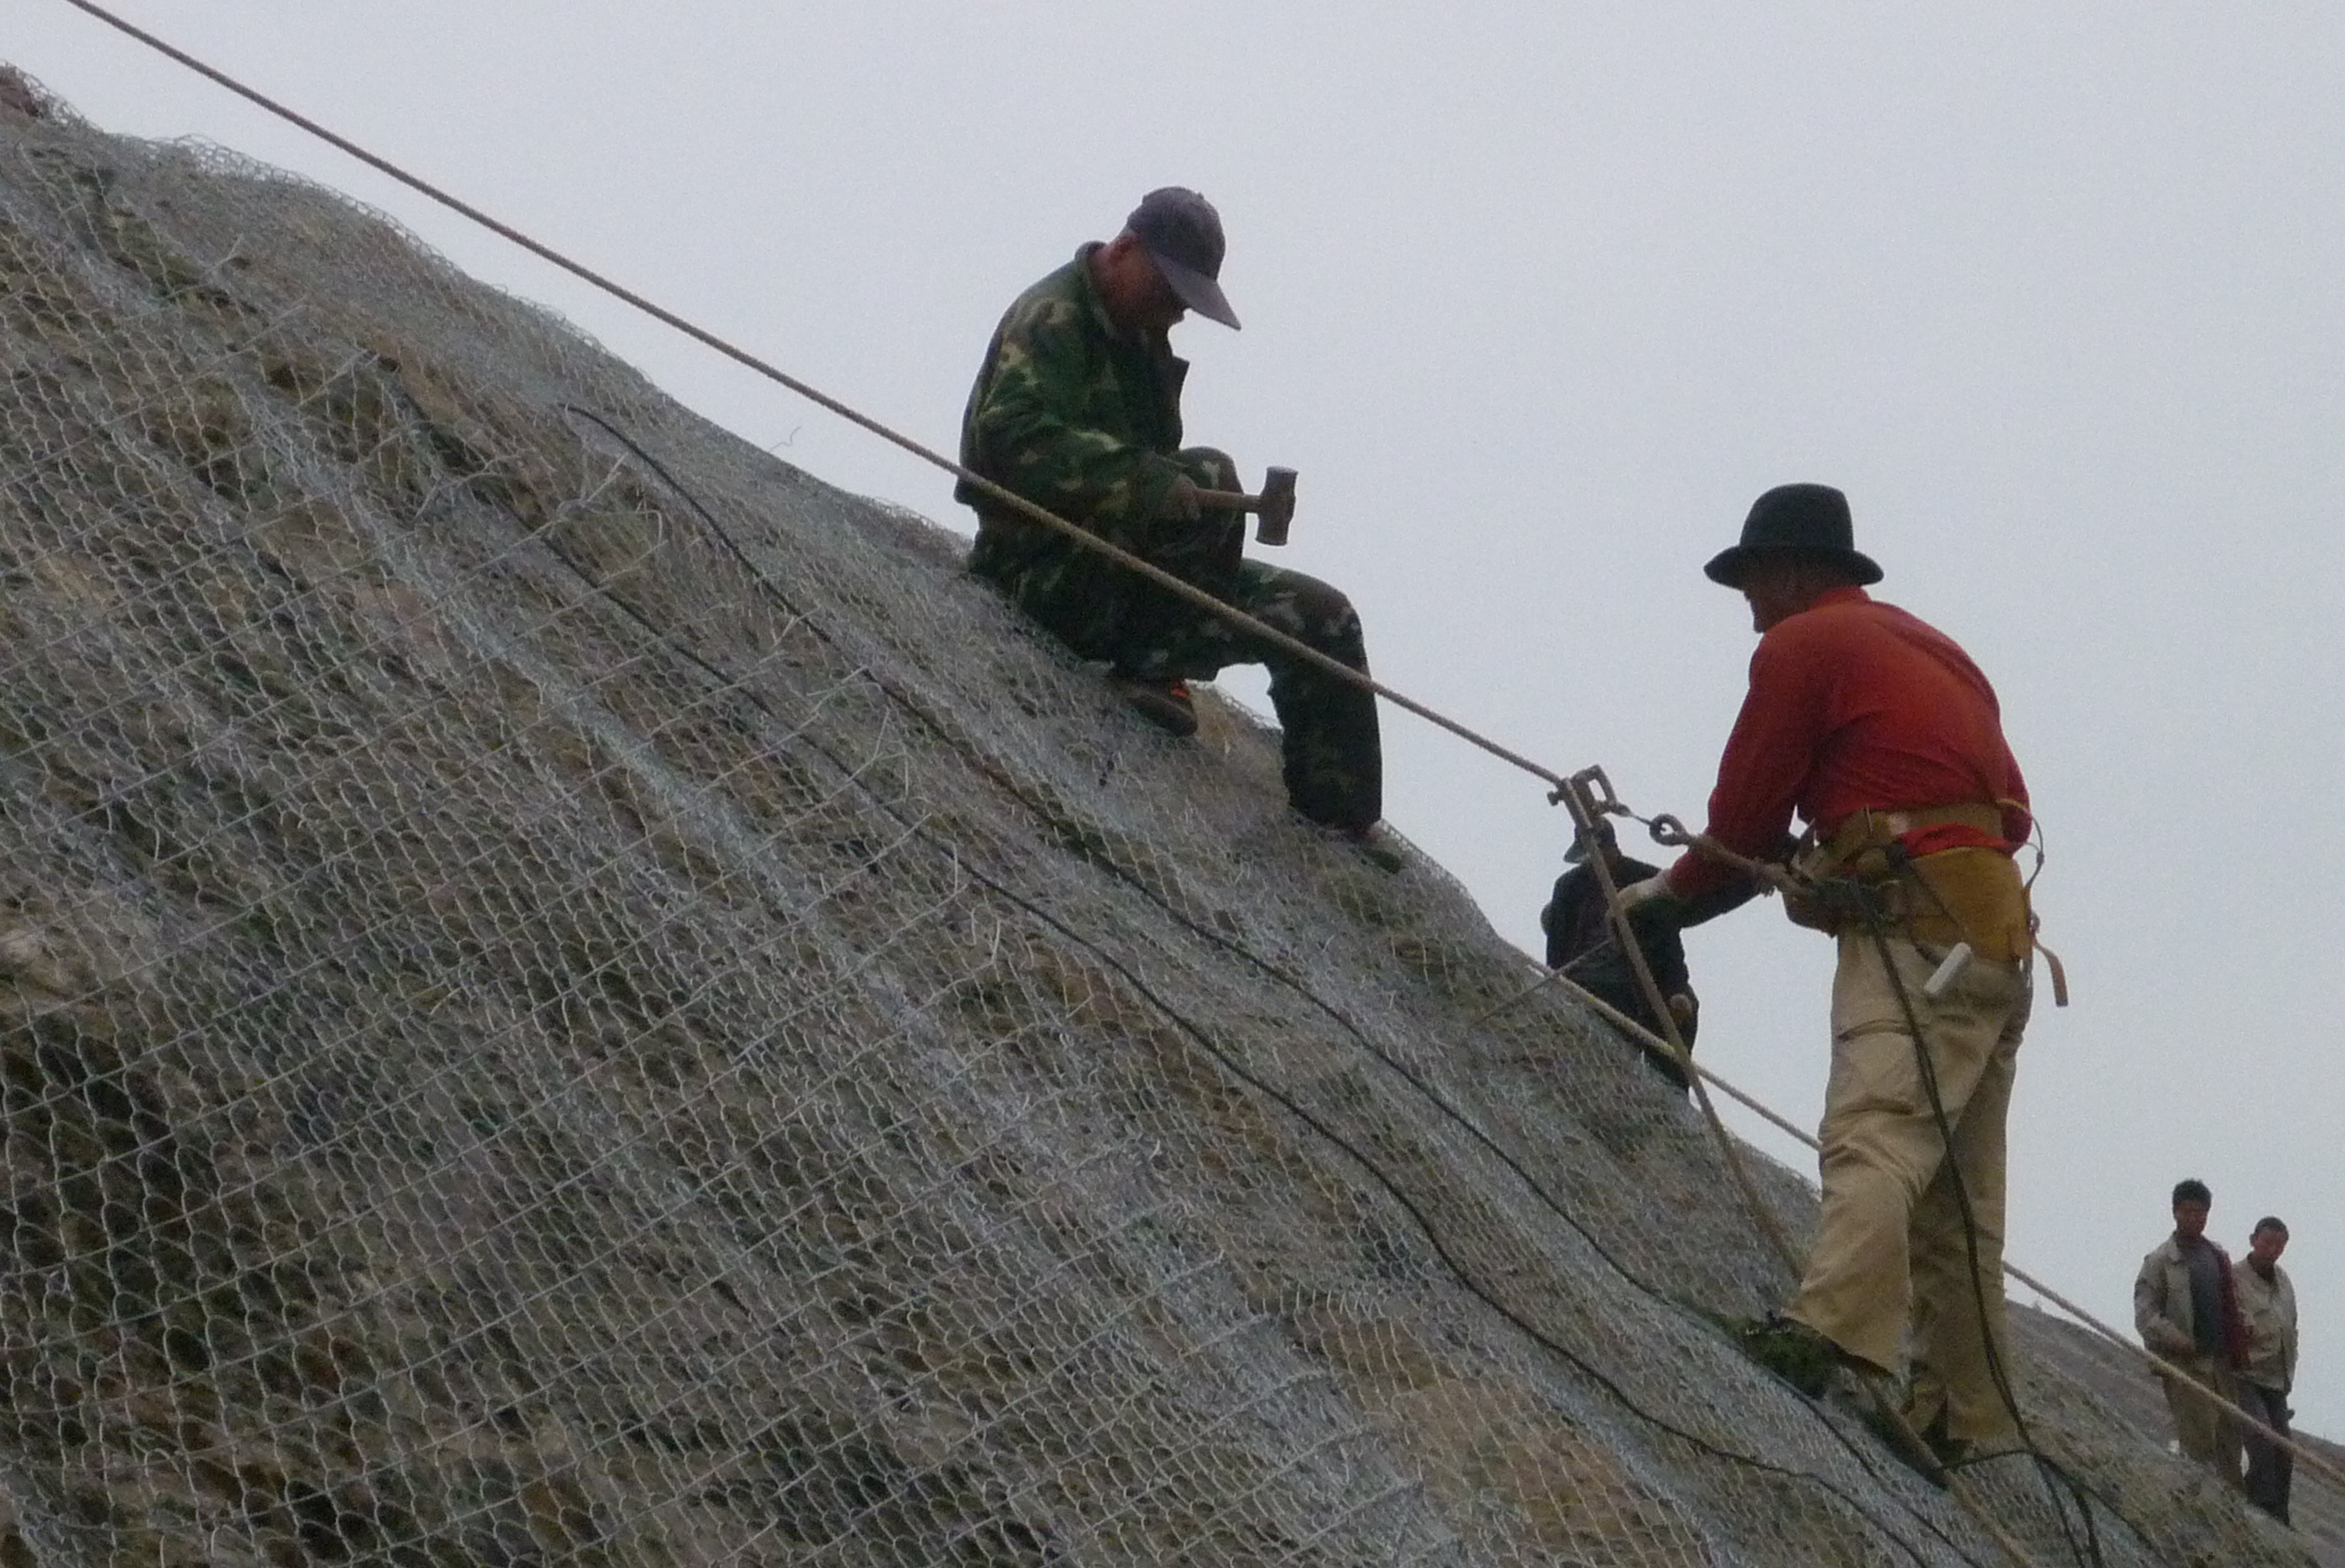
[957,189,1384,838]
[1543,820,1710,1088]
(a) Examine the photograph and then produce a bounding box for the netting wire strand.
[50,0,1575,799]
[34,17,2278,1480]
[1,26,2328,1568]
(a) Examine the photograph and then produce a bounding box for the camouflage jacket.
[957,245,1191,579]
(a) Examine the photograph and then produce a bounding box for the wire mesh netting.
[0,71,2325,1568]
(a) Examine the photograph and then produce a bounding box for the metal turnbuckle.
[1551,763,1627,815]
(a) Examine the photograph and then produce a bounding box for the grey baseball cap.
[1127,187,1240,330]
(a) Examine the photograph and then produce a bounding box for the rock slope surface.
[0,75,2320,1568]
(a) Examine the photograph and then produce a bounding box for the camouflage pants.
[978,448,1383,832]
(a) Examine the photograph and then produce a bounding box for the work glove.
[1615,874,1687,927]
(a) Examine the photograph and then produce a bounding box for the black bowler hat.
[1127,187,1240,330]
[1703,483,1882,588]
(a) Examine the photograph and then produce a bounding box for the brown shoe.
[1108,675,1197,738]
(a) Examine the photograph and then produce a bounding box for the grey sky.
[15,2,2344,1435]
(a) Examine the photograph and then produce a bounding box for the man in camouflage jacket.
[955,188,1383,834]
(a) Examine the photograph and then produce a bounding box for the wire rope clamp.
[1553,764,1624,813]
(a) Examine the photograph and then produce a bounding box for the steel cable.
[38,2,2334,1547]
[530,417,1986,1568]
[53,0,1574,800]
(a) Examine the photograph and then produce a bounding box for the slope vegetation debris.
[0,69,2326,1568]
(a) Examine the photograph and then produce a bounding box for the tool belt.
[1783,803,2033,962]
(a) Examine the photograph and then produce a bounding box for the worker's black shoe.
[1928,1434,1973,1471]
[1108,675,1197,737]
[1911,1414,2025,1472]
[1299,817,1407,874]
[1918,1421,1973,1472]
[1736,1313,1844,1399]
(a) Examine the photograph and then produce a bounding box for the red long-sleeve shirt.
[1666,586,2031,900]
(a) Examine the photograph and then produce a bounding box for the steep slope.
[0,76,2316,1568]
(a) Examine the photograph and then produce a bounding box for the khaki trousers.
[2161,1354,2241,1483]
[1788,933,2030,1442]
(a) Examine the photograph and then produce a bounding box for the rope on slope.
[565,404,2014,1565]
[53,0,1573,800]
[1557,971,2345,1506]
[49,0,2335,1534]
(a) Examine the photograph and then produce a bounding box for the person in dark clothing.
[1542,820,1745,1088]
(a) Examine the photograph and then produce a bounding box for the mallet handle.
[1193,487,1266,512]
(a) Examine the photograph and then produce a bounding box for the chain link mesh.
[0,71,2324,1567]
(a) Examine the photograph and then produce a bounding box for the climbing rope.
[1855,898,2104,1567]
[1553,774,2066,1568]
[1536,798,2345,1513]
[1553,772,1810,1282]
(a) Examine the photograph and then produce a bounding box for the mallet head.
[1254,466,1298,546]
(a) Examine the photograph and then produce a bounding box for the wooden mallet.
[1195,466,1298,545]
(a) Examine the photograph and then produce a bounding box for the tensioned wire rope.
[541,409,2000,1568]
[48,0,1569,802]
[45,0,2345,1530]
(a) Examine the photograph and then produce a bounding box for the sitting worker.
[1620,483,2037,1466]
[956,188,1385,843]
[2134,1179,2249,1486]
[1540,819,1757,1089]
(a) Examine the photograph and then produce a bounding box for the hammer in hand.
[1194,466,1298,546]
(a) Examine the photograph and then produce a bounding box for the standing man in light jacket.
[2133,1178,2248,1484]
[2233,1215,2298,1522]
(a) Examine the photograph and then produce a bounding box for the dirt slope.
[0,72,2318,1568]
